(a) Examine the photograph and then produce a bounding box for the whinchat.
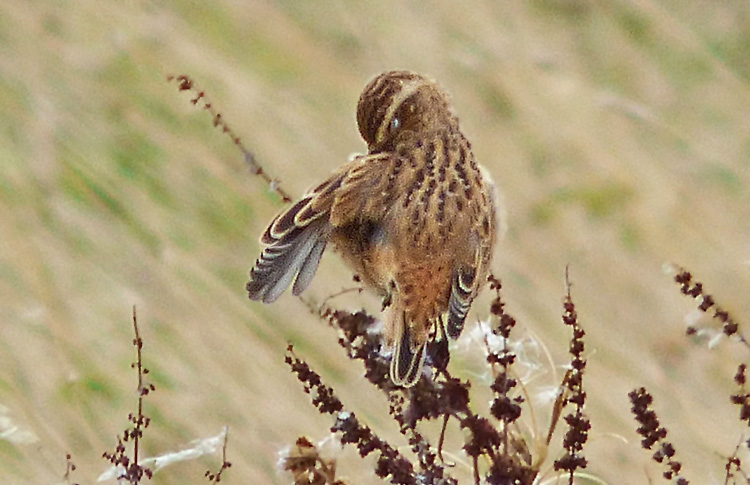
[247,71,498,387]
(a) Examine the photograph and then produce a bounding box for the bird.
[247,70,498,387]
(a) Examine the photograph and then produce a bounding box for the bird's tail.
[390,314,427,387]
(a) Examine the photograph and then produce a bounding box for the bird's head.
[356,71,456,152]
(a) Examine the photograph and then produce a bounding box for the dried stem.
[168,74,293,203]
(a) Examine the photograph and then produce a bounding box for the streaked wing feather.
[248,172,346,302]
[262,197,314,244]
[292,236,327,295]
[447,267,476,339]
[329,153,394,227]
[247,220,328,303]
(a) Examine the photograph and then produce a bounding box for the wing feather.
[329,153,396,227]
[447,267,476,339]
[247,172,346,302]
[292,236,327,295]
[247,219,329,303]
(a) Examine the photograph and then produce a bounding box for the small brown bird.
[247,71,498,387]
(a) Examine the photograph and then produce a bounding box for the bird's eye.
[390,117,400,132]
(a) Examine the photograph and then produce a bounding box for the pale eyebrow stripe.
[376,79,425,144]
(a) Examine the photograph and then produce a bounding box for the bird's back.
[329,124,497,384]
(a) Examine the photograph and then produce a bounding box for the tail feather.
[391,323,427,387]
[247,218,329,303]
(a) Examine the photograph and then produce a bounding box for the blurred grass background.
[1,0,749,483]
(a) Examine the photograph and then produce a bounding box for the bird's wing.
[447,172,498,338]
[329,153,399,228]
[446,266,478,339]
[246,170,347,303]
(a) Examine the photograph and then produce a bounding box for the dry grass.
[0,0,749,483]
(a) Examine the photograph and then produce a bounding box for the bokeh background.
[1,1,749,483]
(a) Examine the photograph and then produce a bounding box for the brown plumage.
[247,71,498,387]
